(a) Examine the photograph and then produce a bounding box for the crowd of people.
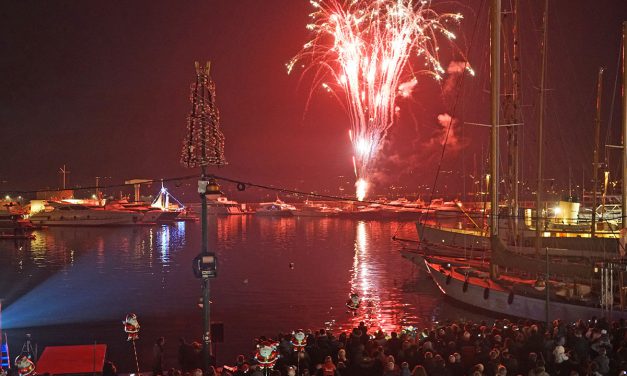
[118,317,627,376]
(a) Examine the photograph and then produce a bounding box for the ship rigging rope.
[604,40,623,172]
[411,0,487,242]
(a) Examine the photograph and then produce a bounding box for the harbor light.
[203,177,223,201]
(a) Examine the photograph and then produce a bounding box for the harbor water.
[0,216,488,371]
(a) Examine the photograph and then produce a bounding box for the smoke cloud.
[447,61,468,74]
[398,78,418,98]
[423,113,466,155]
[442,61,468,106]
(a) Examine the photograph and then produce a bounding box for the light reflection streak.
[346,221,403,334]
[160,225,170,263]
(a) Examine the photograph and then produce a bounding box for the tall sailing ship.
[402,2,627,321]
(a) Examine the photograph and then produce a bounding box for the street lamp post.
[195,176,222,362]
[181,61,226,372]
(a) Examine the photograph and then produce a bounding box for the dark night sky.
[0,1,625,201]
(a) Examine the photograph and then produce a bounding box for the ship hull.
[255,211,293,217]
[416,222,489,250]
[416,222,619,258]
[401,251,627,322]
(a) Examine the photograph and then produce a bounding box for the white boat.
[207,196,246,215]
[104,200,177,224]
[338,202,385,219]
[0,202,33,231]
[292,201,340,217]
[29,201,141,226]
[255,199,295,216]
[380,198,426,219]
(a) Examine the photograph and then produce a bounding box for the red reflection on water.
[344,221,403,334]
[256,217,296,243]
[215,215,249,243]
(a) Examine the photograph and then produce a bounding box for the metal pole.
[200,167,213,371]
[622,21,627,230]
[546,247,550,327]
[536,0,548,256]
[183,61,224,372]
[593,67,605,236]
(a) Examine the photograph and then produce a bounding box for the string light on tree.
[181,61,227,168]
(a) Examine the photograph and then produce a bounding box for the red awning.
[36,344,107,375]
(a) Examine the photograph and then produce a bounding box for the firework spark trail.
[289,0,472,200]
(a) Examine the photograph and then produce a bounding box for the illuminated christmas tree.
[181,61,227,168]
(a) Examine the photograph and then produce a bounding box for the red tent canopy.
[36,344,107,375]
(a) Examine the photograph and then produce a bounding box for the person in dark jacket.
[152,337,165,376]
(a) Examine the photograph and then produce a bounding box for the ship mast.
[504,0,521,244]
[592,67,605,237]
[535,0,549,256]
[536,0,550,327]
[489,0,501,279]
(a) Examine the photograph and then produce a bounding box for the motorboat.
[206,196,246,215]
[292,201,340,217]
[0,202,33,231]
[380,198,426,219]
[255,199,295,216]
[104,200,177,224]
[338,203,385,220]
[29,201,141,226]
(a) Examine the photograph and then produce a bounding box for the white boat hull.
[292,210,337,217]
[255,200,296,216]
[30,216,139,226]
[30,204,142,226]
[206,206,245,215]
[255,210,293,217]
